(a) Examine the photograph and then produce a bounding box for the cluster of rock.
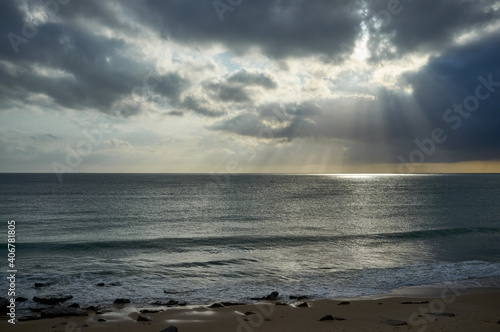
[2,288,378,330]
[151,299,187,306]
[1,293,181,331]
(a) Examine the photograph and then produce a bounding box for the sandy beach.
[2,288,499,332]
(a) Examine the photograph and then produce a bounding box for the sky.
[0,0,499,174]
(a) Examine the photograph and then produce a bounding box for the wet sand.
[2,288,500,331]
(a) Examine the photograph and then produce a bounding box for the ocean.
[1,173,500,309]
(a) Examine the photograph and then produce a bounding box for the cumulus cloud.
[202,68,277,104]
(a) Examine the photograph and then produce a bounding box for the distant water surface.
[1,173,499,307]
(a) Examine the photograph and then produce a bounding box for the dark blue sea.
[1,173,500,308]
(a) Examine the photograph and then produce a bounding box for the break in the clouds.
[0,0,499,173]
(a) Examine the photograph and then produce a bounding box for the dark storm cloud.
[1,0,363,62]
[137,0,361,60]
[123,0,500,63]
[0,1,190,117]
[402,33,500,162]
[365,0,499,61]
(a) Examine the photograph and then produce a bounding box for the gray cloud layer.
[1,0,499,165]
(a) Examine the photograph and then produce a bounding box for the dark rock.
[109,282,122,286]
[140,309,163,314]
[221,302,245,306]
[152,299,180,306]
[87,305,102,312]
[34,282,50,288]
[244,311,256,315]
[401,301,429,304]
[163,300,185,306]
[384,318,407,326]
[208,302,225,308]
[275,301,288,306]
[137,315,153,322]
[41,307,89,318]
[33,295,73,305]
[251,291,280,301]
[159,326,178,332]
[113,298,131,304]
[264,291,279,301]
[97,318,107,322]
[265,317,272,321]
[429,312,455,317]
[338,301,350,305]
[0,297,9,314]
[29,306,52,312]
[16,296,28,302]
[67,303,80,308]
[290,295,309,301]
[335,317,346,321]
[18,315,43,321]
[96,283,105,287]
[319,314,335,321]
[152,301,167,306]
[296,302,309,307]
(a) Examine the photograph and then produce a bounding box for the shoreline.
[344,284,500,300]
[2,287,500,331]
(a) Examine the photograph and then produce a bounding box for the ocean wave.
[3,260,499,310]
[13,226,500,252]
